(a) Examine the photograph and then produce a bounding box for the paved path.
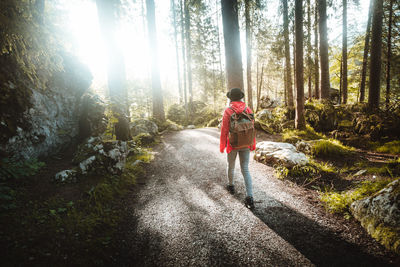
[115,128,392,266]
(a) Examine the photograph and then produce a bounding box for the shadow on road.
[248,190,391,267]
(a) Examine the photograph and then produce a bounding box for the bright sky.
[65,0,370,96]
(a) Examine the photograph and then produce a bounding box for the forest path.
[115,128,391,266]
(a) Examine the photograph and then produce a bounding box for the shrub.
[311,139,354,158]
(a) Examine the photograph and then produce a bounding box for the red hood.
[229,101,246,114]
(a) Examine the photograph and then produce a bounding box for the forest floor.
[2,128,400,266]
[111,128,400,266]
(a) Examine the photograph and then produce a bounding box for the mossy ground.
[0,147,152,266]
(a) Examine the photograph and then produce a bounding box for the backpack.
[228,107,256,149]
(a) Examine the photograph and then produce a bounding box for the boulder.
[259,96,280,109]
[350,179,400,254]
[55,137,135,183]
[130,119,158,138]
[256,109,273,121]
[254,141,309,168]
[54,169,78,183]
[187,125,195,129]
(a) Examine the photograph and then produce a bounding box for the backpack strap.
[229,106,247,114]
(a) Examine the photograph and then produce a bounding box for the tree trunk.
[368,0,383,110]
[171,0,183,104]
[180,0,188,116]
[184,0,193,104]
[359,0,373,103]
[293,21,296,100]
[342,0,348,104]
[221,0,244,92]
[314,0,320,99]
[307,0,312,99]
[283,0,294,107]
[96,0,130,140]
[146,0,165,121]
[257,64,264,112]
[295,0,305,129]
[216,0,224,92]
[245,0,253,109]
[318,0,330,99]
[386,0,394,110]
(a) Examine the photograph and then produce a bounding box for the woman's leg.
[227,150,238,186]
[239,149,253,197]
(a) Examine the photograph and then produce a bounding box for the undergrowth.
[311,139,354,158]
[320,178,395,218]
[376,140,400,154]
[0,150,152,265]
[282,125,326,143]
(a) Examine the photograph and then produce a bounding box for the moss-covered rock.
[350,179,400,254]
[130,119,158,138]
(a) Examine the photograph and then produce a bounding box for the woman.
[220,88,256,209]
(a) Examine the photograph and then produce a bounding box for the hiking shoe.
[227,185,235,195]
[245,196,255,210]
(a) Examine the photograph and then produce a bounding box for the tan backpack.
[228,107,256,149]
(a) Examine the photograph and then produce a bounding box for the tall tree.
[295,0,305,129]
[184,0,193,104]
[368,0,384,110]
[180,0,188,114]
[171,0,183,104]
[146,0,165,121]
[96,0,130,140]
[318,0,330,99]
[359,0,373,102]
[385,0,394,109]
[314,0,320,99]
[245,0,253,109]
[221,0,244,91]
[341,0,348,104]
[307,0,312,98]
[215,0,224,92]
[283,0,294,107]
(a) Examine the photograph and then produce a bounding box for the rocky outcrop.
[350,179,400,254]
[1,53,93,160]
[54,136,136,183]
[254,141,309,168]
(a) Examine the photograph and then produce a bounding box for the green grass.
[311,139,354,158]
[376,140,400,154]
[320,178,395,215]
[282,125,326,143]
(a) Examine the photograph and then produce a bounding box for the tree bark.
[257,64,264,112]
[318,0,330,99]
[146,0,165,121]
[221,0,244,92]
[368,0,384,110]
[342,0,348,104]
[171,0,183,104]
[245,0,253,110]
[184,0,193,104]
[96,0,130,140]
[385,0,394,110]
[283,0,294,107]
[295,0,305,129]
[314,0,320,99]
[359,0,373,103]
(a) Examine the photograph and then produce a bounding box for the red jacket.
[220,101,256,153]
